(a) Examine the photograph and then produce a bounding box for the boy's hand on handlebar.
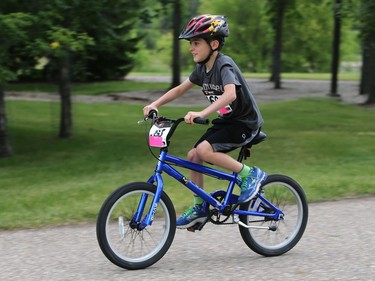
[143,105,158,117]
[184,111,203,124]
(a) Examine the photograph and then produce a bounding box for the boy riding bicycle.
[143,14,267,229]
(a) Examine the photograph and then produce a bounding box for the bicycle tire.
[96,182,176,270]
[239,174,308,256]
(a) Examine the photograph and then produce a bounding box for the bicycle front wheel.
[96,182,176,270]
[239,174,308,256]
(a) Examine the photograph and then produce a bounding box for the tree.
[0,86,12,157]
[269,0,289,89]
[30,26,94,139]
[35,26,94,138]
[2,0,145,82]
[0,13,34,157]
[131,0,199,83]
[359,0,375,104]
[2,0,146,139]
[329,0,342,97]
[32,0,145,137]
[360,37,371,97]
[41,28,94,138]
[171,0,182,87]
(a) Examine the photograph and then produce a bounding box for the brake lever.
[137,118,147,125]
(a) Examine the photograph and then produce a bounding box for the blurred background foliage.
[1,0,374,156]
[133,0,361,74]
[0,0,363,82]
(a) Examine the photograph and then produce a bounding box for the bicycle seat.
[245,131,267,148]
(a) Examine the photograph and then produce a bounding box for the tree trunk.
[329,0,341,97]
[359,0,375,104]
[271,0,286,89]
[359,40,370,96]
[364,35,375,104]
[171,0,181,88]
[0,85,12,157]
[59,55,72,138]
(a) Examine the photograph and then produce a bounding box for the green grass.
[0,98,374,229]
[6,80,170,95]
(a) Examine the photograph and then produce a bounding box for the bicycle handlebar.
[193,117,209,125]
[145,110,209,125]
[141,111,209,148]
[147,109,158,119]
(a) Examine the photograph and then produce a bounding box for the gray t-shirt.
[189,53,263,130]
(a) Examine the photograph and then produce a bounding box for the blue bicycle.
[96,112,308,270]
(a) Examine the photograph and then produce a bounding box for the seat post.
[237,130,266,163]
[237,146,250,163]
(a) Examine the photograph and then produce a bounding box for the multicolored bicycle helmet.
[179,14,229,40]
[179,15,229,64]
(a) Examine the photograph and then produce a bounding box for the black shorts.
[194,118,260,153]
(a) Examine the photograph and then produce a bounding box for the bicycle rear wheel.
[239,174,308,256]
[96,182,176,270]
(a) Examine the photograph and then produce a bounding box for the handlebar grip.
[148,110,158,119]
[193,117,210,125]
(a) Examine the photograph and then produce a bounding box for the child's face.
[189,38,211,63]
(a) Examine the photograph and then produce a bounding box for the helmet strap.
[197,50,214,65]
[197,38,219,65]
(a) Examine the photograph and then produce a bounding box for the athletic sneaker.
[176,204,206,229]
[238,166,267,204]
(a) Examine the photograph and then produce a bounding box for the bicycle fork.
[129,172,164,231]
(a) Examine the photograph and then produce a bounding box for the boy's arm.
[185,84,236,123]
[143,78,195,116]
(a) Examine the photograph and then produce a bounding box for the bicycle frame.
[97,114,308,270]
[138,148,284,229]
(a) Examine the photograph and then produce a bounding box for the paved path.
[6,77,366,106]
[1,197,374,280]
[117,76,366,106]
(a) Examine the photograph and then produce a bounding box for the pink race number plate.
[149,136,164,147]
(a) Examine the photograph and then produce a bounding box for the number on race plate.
[149,121,172,147]
[205,94,233,115]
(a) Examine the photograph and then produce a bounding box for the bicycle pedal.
[187,223,202,232]
[187,226,197,232]
[187,218,208,232]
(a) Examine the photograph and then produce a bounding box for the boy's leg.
[195,141,243,172]
[176,123,268,228]
[196,140,267,204]
[176,148,206,229]
[187,148,204,188]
